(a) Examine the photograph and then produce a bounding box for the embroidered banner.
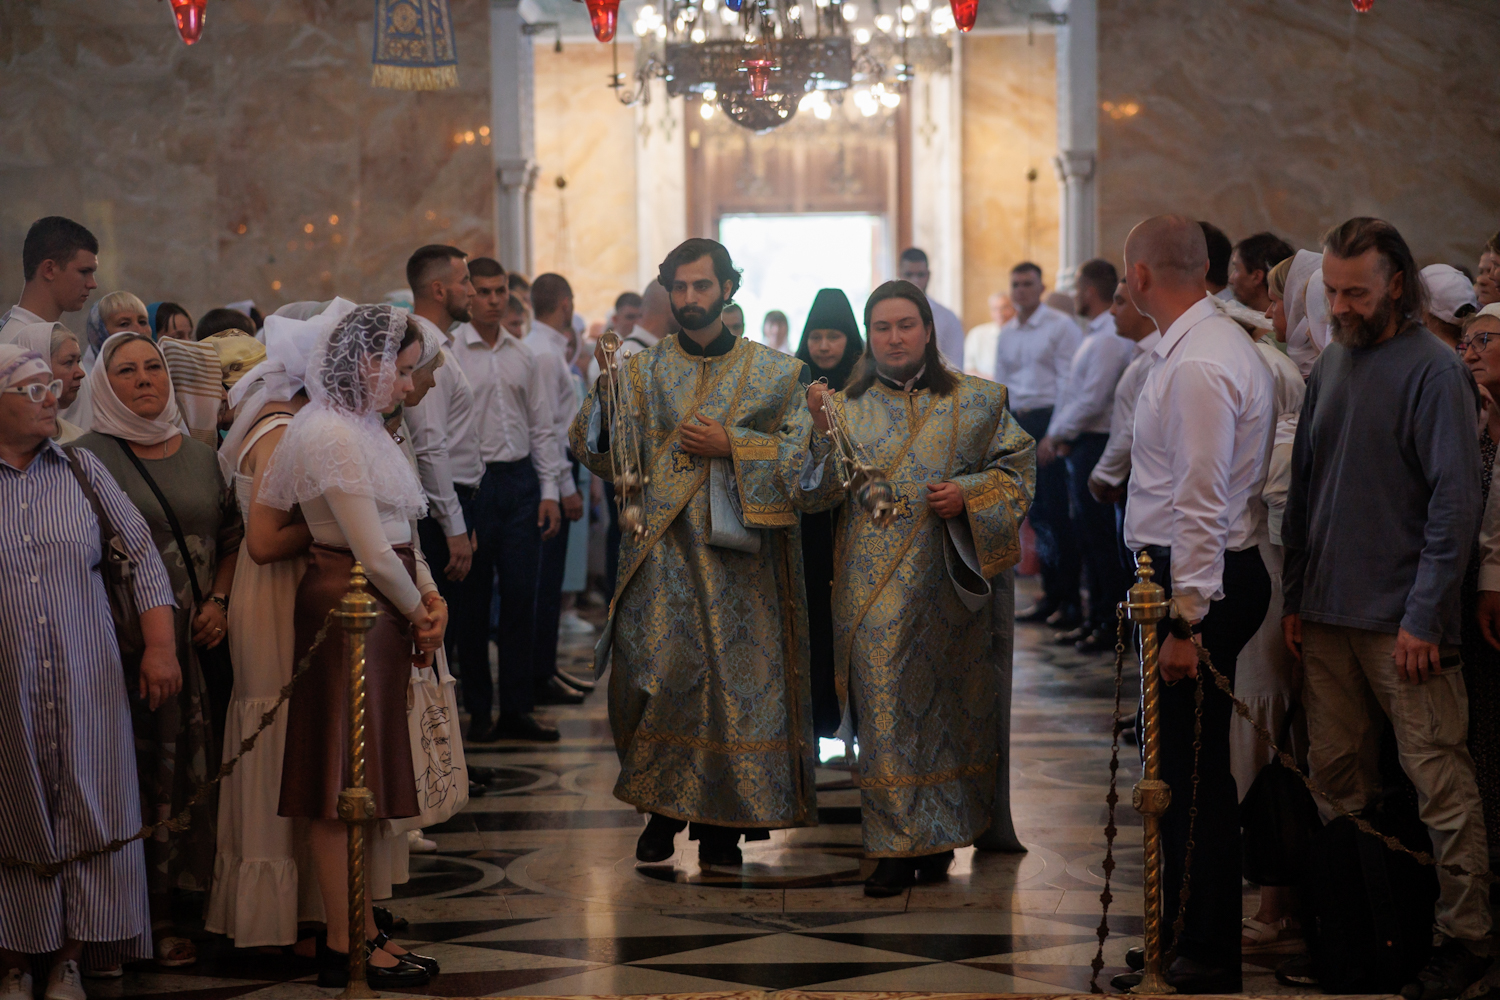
[372,0,459,91]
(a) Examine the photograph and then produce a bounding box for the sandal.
[1242,915,1303,954]
[154,935,197,968]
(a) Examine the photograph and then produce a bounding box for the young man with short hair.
[1228,231,1296,313]
[1,216,98,338]
[897,247,965,367]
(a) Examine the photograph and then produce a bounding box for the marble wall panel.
[960,32,1061,329]
[530,39,640,325]
[1097,0,1500,269]
[0,0,493,325]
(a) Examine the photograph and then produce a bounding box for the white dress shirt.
[451,322,567,502]
[928,297,966,370]
[1090,330,1161,489]
[1124,296,1275,621]
[0,304,46,340]
[524,319,580,501]
[403,315,485,536]
[992,304,1082,411]
[1046,311,1137,441]
[964,321,1000,379]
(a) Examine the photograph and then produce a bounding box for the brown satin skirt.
[278,543,420,821]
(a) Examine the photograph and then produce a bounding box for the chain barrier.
[1088,606,1128,993]
[1091,618,1500,993]
[1196,647,1499,886]
[0,611,337,879]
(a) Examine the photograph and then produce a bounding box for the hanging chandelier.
[605,0,962,132]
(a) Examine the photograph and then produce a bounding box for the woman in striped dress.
[0,345,178,1000]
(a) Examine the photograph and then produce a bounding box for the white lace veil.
[218,296,357,482]
[256,303,428,520]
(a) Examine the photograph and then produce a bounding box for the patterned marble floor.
[90,583,1333,999]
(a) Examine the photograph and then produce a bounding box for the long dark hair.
[1322,217,1428,321]
[796,288,864,391]
[845,280,959,398]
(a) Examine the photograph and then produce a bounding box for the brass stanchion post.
[338,563,379,999]
[1126,552,1173,995]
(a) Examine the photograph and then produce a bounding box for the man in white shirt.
[525,273,589,708]
[1088,280,1160,566]
[1038,260,1136,652]
[962,292,1014,378]
[1227,231,1295,314]
[721,302,745,339]
[451,260,567,744]
[1112,215,1275,994]
[761,309,790,351]
[0,216,98,340]
[898,247,965,368]
[993,261,1084,628]
[611,291,643,342]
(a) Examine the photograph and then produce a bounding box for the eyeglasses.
[1461,331,1494,353]
[2,380,63,403]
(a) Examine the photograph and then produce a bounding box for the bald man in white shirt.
[1112,215,1275,994]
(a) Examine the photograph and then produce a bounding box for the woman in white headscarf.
[258,304,444,990]
[0,322,86,441]
[73,332,242,969]
[202,303,350,950]
[1283,249,1329,378]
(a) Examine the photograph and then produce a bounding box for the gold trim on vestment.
[634,732,790,754]
[857,754,997,789]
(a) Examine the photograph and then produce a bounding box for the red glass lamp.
[949,0,977,31]
[1352,0,1373,9]
[743,58,775,99]
[586,0,621,41]
[170,0,208,44]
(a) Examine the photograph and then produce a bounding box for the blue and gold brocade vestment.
[795,374,1036,855]
[569,335,818,828]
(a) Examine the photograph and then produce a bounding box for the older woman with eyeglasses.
[0,345,178,1000]
[74,333,242,970]
[0,322,87,442]
[1459,303,1500,851]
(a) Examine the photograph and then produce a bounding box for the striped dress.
[0,441,175,956]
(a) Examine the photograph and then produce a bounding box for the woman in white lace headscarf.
[1283,249,1329,378]
[258,303,445,989]
[202,300,349,949]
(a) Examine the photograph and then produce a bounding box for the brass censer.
[814,377,896,528]
[597,329,650,537]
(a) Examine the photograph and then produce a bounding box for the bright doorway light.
[718,213,887,350]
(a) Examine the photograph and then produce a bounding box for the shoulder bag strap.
[63,446,121,546]
[112,436,206,607]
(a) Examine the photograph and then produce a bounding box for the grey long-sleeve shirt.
[1281,325,1481,645]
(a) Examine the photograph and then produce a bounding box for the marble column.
[908,48,964,323]
[1052,0,1097,289]
[634,80,686,290]
[492,0,538,274]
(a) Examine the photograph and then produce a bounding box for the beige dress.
[204,414,320,945]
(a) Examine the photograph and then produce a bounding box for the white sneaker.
[407,829,438,853]
[1,969,33,1000]
[559,610,596,635]
[45,960,85,1000]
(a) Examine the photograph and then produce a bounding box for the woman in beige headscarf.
[74,332,242,969]
[0,322,86,441]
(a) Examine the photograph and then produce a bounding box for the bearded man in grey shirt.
[1282,218,1489,1000]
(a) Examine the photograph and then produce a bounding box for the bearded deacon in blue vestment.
[570,240,816,866]
[798,280,1035,896]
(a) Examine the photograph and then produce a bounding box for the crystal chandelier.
[606,0,961,132]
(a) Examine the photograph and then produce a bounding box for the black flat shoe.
[1052,626,1091,645]
[534,676,585,705]
[1075,629,1115,655]
[1044,606,1083,630]
[1114,956,1239,994]
[373,931,440,975]
[695,825,743,867]
[372,905,408,934]
[914,850,954,881]
[558,670,596,692]
[864,858,917,897]
[1016,602,1058,624]
[492,713,560,742]
[636,814,686,863]
[1125,945,1144,971]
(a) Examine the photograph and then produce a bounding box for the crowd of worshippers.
[4,206,1500,1000]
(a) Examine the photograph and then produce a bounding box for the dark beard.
[1330,296,1393,349]
[672,294,725,332]
[876,357,925,385]
[444,294,473,325]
